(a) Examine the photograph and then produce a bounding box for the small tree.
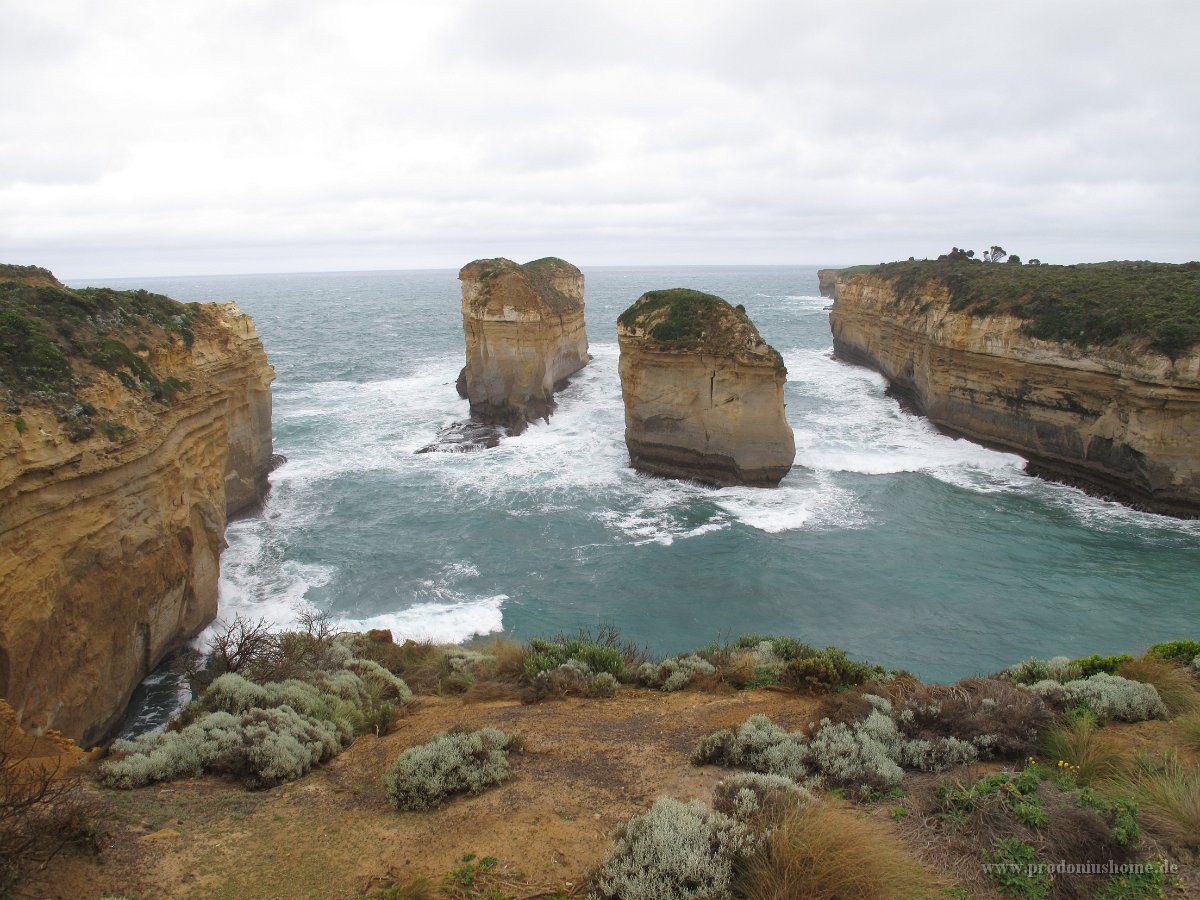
[1007,254,1022,265]
[982,245,1007,263]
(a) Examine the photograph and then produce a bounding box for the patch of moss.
[852,259,1200,357]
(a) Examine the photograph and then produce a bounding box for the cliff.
[0,267,274,743]
[457,257,589,434]
[617,289,795,487]
[817,269,839,298]
[830,267,1200,516]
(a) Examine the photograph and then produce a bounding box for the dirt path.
[29,688,820,899]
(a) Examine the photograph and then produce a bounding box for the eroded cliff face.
[817,269,839,299]
[0,279,273,743]
[830,274,1200,516]
[618,289,795,487]
[457,257,589,434]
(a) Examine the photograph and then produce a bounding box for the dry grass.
[1105,752,1200,857]
[1039,715,1129,785]
[714,650,760,689]
[1175,713,1200,752]
[461,679,524,703]
[481,638,531,681]
[1118,657,1200,716]
[736,802,938,900]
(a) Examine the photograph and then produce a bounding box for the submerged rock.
[617,288,795,487]
[457,257,589,434]
[415,421,506,453]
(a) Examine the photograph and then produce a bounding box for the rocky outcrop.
[817,269,839,298]
[617,289,795,487]
[457,257,589,434]
[830,274,1200,516]
[0,270,274,743]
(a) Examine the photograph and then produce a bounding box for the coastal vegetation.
[16,619,1199,897]
[384,726,523,812]
[617,288,735,344]
[844,258,1200,357]
[0,264,204,441]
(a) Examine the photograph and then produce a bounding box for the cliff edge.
[457,257,589,434]
[0,266,274,743]
[617,289,795,487]
[829,261,1200,516]
[817,269,839,298]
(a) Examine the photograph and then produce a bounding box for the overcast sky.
[2,1,1197,278]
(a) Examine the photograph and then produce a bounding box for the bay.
[78,265,1200,695]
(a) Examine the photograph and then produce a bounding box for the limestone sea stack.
[0,266,274,743]
[457,257,589,434]
[617,289,795,487]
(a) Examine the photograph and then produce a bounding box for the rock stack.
[457,257,589,434]
[617,289,795,487]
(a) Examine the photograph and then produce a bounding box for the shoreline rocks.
[617,289,795,487]
[456,257,589,435]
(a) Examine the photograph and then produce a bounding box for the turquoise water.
[79,266,1200,687]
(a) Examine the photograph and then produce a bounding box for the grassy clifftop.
[19,624,1200,898]
[843,259,1200,358]
[1,265,207,438]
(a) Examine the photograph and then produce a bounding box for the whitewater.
[78,265,1200,703]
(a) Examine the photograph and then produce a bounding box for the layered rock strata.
[457,257,589,434]
[817,269,839,298]
[617,289,795,487]
[830,274,1200,516]
[0,270,274,743]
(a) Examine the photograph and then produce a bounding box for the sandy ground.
[25,688,821,899]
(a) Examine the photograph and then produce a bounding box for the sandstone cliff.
[817,269,839,298]
[617,289,795,487]
[0,268,274,743]
[457,257,589,434]
[830,271,1200,516]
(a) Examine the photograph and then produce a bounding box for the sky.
[2,0,1198,279]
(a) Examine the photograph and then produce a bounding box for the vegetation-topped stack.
[456,256,589,434]
[618,289,794,487]
[617,288,784,367]
[828,257,1200,517]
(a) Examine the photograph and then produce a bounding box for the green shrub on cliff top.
[523,636,628,681]
[1026,673,1167,722]
[99,706,343,790]
[1147,640,1200,666]
[384,727,521,811]
[590,797,756,900]
[100,618,414,790]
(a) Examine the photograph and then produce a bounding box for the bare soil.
[25,688,820,899]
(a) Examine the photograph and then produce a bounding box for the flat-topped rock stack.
[456,257,589,435]
[617,288,795,487]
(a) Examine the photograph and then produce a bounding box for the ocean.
[77,265,1200,732]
